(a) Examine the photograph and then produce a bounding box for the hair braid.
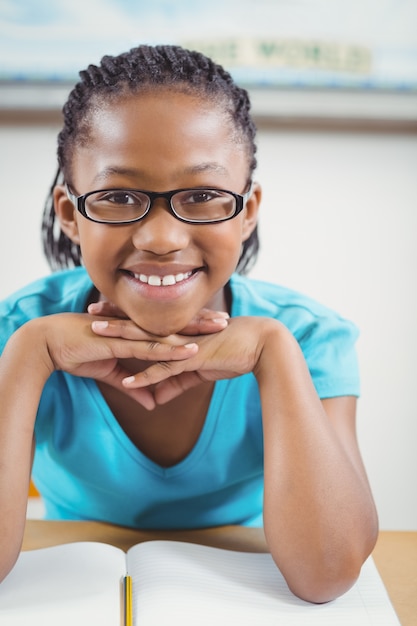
[42,44,259,273]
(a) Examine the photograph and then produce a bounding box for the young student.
[0,44,378,601]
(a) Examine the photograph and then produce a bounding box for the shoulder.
[0,268,93,349]
[230,274,360,397]
[230,273,358,337]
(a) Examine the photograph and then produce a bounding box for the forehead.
[91,92,237,153]
[70,92,249,188]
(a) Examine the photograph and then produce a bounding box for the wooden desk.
[372,531,417,626]
[22,521,416,626]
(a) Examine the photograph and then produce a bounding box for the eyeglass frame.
[65,183,253,225]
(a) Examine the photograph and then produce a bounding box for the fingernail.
[92,320,108,330]
[123,376,135,385]
[87,303,100,313]
[212,318,228,326]
[184,343,198,349]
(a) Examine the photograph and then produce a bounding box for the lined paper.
[127,541,401,626]
[0,540,401,626]
[0,542,125,626]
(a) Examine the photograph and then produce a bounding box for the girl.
[0,44,378,601]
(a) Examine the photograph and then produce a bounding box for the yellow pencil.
[124,575,133,626]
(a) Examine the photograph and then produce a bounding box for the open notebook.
[0,540,400,626]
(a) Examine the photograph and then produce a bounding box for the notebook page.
[0,542,126,626]
[127,541,401,626]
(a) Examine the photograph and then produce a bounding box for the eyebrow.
[184,163,228,175]
[92,163,229,185]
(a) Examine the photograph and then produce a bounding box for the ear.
[53,185,81,244]
[241,181,261,242]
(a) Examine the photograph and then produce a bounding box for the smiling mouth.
[125,270,195,287]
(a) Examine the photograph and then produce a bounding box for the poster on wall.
[1,0,416,92]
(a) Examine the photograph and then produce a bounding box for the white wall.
[252,129,417,531]
[1,121,416,530]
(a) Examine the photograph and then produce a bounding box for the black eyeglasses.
[66,184,253,225]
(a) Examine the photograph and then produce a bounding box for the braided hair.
[42,44,259,273]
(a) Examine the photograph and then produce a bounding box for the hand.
[36,313,199,410]
[87,300,230,335]
[91,316,275,405]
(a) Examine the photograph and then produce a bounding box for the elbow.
[0,538,21,584]
[270,516,379,604]
[274,532,379,604]
[285,559,363,604]
[0,551,20,584]
[0,508,29,583]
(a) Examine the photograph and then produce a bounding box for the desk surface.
[22,521,416,626]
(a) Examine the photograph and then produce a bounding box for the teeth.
[133,271,192,286]
[148,275,162,286]
[162,275,176,286]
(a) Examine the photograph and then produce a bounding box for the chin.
[144,324,183,337]
[132,316,187,338]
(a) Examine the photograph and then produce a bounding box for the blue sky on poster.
[0,0,416,88]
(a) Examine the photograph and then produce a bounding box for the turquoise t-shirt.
[0,268,360,528]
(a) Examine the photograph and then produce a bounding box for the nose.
[131,198,190,255]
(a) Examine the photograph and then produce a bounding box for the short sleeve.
[230,274,360,399]
[297,313,360,398]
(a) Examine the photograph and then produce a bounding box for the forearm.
[255,322,378,602]
[0,320,53,581]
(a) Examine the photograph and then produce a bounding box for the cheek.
[220,218,248,250]
[76,224,124,278]
[202,224,244,268]
[78,223,124,255]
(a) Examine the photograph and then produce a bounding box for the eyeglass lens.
[84,189,237,223]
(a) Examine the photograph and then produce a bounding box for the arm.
[0,322,51,582]
[0,313,200,582]
[101,316,378,601]
[256,322,378,602]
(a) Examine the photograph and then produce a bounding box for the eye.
[99,190,143,206]
[181,189,221,204]
[85,190,150,221]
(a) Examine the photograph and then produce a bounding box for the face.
[55,91,260,336]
